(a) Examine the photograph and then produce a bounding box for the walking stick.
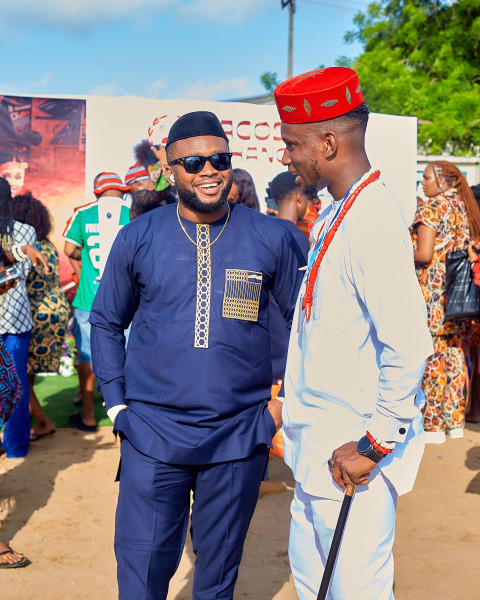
[317,484,356,600]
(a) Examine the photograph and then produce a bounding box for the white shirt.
[97,196,127,279]
[0,221,36,335]
[281,175,433,501]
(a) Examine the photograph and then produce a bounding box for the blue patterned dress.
[0,335,22,428]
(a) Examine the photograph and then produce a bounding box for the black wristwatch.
[357,435,385,464]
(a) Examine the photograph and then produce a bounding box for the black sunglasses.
[169,153,232,174]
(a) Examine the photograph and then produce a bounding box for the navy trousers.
[2,331,32,458]
[115,437,269,600]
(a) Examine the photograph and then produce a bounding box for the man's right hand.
[330,441,376,490]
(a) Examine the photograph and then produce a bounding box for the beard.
[302,183,319,198]
[175,178,233,213]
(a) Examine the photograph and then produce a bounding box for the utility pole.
[281,0,295,79]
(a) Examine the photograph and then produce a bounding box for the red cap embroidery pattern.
[274,67,364,124]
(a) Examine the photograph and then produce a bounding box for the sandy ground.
[1,423,480,600]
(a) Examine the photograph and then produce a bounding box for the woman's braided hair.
[0,177,14,251]
[432,160,480,239]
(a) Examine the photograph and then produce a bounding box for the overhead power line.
[299,0,368,12]
[281,0,368,79]
[305,0,371,6]
[334,0,370,6]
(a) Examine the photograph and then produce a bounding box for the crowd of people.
[0,136,316,569]
[411,161,480,443]
[0,65,478,600]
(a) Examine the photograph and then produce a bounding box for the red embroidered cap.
[274,67,364,124]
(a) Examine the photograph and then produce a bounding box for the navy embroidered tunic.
[90,202,304,464]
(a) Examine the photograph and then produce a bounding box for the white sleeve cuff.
[107,405,127,424]
[64,237,82,248]
[365,411,410,443]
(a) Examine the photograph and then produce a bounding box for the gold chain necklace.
[176,203,230,249]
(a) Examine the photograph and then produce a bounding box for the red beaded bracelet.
[366,431,393,455]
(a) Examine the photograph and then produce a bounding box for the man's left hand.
[330,441,377,490]
[267,398,283,433]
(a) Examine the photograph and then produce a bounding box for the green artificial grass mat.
[34,373,111,428]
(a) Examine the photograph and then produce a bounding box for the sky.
[0,0,369,101]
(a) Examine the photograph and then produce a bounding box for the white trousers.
[289,471,397,600]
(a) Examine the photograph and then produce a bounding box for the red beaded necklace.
[302,170,380,321]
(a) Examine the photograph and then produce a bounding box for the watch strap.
[357,435,385,464]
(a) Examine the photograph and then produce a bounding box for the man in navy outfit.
[90,111,304,599]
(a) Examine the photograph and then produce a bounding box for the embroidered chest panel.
[223,269,263,322]
[194,224,212,348]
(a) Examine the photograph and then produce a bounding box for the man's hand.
[267,398,283,433]
[329,441,377,490]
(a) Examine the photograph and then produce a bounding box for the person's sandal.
[0,548,30,569]
[30,429,56,442]
[68,412,98,432]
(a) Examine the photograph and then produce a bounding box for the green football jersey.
[65,199,131,311]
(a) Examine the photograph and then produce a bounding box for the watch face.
[357,436,371,453]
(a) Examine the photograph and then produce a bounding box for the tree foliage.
[260,71,280,95]
[346,0,480,155]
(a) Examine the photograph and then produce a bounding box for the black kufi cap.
[166,111,228,148]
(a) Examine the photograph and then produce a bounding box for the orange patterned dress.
[297,204,320,243]
[411,188,468,433]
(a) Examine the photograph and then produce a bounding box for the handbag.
[445,249,480,321]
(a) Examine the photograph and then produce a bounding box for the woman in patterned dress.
[0,278,29,567]
[411,161,480,443]
[0,178,37,458]
[12,194,69,440]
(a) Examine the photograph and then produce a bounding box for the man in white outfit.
[267,67,433,599]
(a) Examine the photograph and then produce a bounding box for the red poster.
[0,95,86,289]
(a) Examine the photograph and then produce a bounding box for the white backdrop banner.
[85,96,417,223]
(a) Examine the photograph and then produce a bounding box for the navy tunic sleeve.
[268,219,309,381]
[90,227,139,410]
